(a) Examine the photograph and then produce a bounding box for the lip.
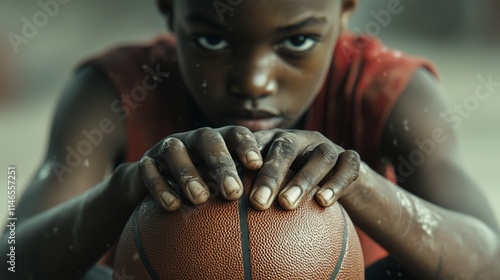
[221,109,284,131]
[225,117,283,131]
[233,109,280,119]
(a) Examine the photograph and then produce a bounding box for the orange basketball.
[113,170,364,279]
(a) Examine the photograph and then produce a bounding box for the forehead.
[174,0,340,29]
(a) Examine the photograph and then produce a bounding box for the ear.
[340,0,359,31]
[157,0,174,30]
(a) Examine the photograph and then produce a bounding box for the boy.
[2,0,499,279]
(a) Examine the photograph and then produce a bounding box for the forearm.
[0,170,137,279]
[341,162,500,280]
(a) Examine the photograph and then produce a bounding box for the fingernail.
[319,189,334,202]
[188,181,209,200]
[161,191,177,207]
[246,151,261,164]
[252,186,272,206]
[224,176,242,197]
[283,186,302,206]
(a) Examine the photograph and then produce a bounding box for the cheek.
[305,41,337,92]
[291,54,333,96]
[199,67,227,99]
[176,45,227,100]
[282,47,335,116]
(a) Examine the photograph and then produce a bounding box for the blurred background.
[1,0,499,224]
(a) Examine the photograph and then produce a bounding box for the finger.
[315,150,360,207]
[253,128,278,154]
[251,133,298,210]
[222,126,263,170]
[278,143,338,210]
[187,128,243,201]
[160,137,210,205]
[138,156,181,211]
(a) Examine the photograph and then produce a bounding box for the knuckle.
[194,127,222,145]
[227,125,252,139]
[298,169,316,186]
[211,158,235,175]
[229,127,256,153]
[257,167,281,186]
[176,167,198,182]
[311,130,324,140]
[334,176,350,191]
[160,137,184,153]
[148,177,164,192]
[176,166,194,176]
[315,143,338,165]
[344,149,361,162]
[236,140,255,155]
[272,135,296,159]
[139,156,154,168]
[344,150,361,173]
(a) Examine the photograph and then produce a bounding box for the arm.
[339,69,500,279]
[0,66,144,279]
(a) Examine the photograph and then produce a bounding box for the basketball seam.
[132,206,161,280]
[330,207,349,280]
[239,173,253,280]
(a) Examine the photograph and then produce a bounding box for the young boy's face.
[171,0,347,131]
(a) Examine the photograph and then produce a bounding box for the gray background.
[1,0,499,225]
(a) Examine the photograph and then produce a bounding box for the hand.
[138,126,264,211]
[251,129,361,210]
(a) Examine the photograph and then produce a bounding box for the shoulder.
[333,32,438,90]
[79,34,178,68]
[48,64,127,158]
[325,33,440,166]
[381,67,456,191]
[331,33,439,126]
[75,34,179,91]
[381,68,451,157]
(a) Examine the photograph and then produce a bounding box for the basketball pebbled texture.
[113,170,364,280]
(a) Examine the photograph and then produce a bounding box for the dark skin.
[2,0,500,279]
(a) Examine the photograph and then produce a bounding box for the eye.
[196,36,229,51]
[280,35,318,52]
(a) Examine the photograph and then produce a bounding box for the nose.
[227,50,278,98]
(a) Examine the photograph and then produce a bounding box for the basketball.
[113,170,365,279]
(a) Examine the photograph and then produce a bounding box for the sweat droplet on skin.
[414,200,441,236]
[403,119,410,131]
[38,163,51,180]
[133,253,140,261]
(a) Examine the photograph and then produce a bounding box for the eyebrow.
[185,14,328,32]
[276,16,328,33]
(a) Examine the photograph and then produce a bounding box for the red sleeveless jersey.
[80,32,437,267]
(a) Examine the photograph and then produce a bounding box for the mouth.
[223,110,284,131]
